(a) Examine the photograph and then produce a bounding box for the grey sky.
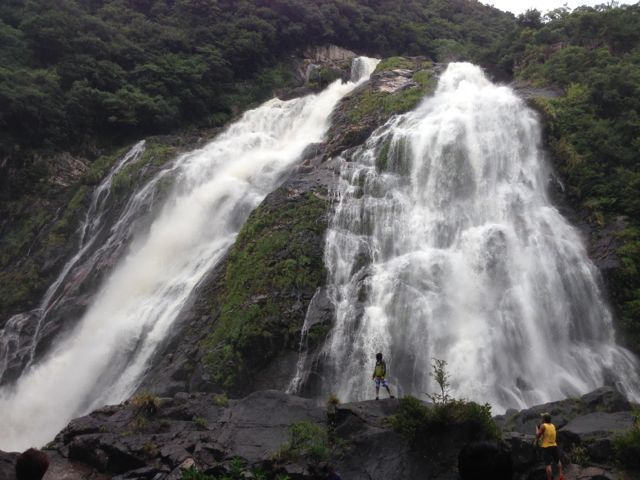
[482,0,636,15]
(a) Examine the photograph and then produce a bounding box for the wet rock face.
[140,58,438,398]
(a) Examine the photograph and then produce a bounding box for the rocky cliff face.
[138,57,438,398]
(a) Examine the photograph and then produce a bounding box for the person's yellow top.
[541,422,557,448]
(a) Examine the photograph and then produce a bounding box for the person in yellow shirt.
[371,352,395,400]
[536,413,564,480]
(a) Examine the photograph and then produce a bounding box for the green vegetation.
[346,59,435,124]
[569,445,590,467]
[142,441,159,458]
[276,421,331,465]
[213,393,229,408]
[193,416,208,429]
[130,391,161,415]
[391,397,500,447]
[0,0,512,183]
[202,192,328,390]
[0,136,177,322]
[391,359,500,447]
[494,3,640,352]
[182,465,290,480]
[132,415,149,432]
[614,411,640,470]
[426,358,452,405]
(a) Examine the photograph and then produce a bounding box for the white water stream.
[320,63,640,411]
[0,57,379,450]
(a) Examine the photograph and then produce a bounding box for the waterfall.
[0,141,148,385]
[0,57,380,451]
[320,62,640,411]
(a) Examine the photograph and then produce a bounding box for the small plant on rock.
[133,415,149,432]
[613,409,640,469]
[327,394,340,408]
[276,421,330,465]
[142,441,158,458]
[569,445,590,466]
[213,393,229,407]
[182,468,214,480]
[427,358,451,405]
[193,416,208,429]
[131,391,161,415]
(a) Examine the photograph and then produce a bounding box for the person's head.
[376,352,383,361]
[541,412,552,423]
[15,448,49,480]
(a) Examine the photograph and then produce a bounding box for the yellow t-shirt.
[541,422,557,448]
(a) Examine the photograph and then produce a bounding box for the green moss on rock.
[202,191,328,390]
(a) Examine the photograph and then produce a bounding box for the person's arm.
[536,423,545,439]
[372,364,376,379]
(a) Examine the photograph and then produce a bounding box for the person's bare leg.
[375,385,380,399]
[558,461,564,480]
[545,464,553,480]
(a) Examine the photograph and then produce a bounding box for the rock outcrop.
[0,388,637,479]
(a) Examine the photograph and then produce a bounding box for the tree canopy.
[0,0,513,160]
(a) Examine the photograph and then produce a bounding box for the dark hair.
[15,448,49,480]
[542,413,552,423]
[376,352,383,360]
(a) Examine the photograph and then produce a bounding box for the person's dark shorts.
[541,446,560,465]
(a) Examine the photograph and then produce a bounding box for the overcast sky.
[482,0,636,15]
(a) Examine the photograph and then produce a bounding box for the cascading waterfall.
[320,62,640,411]
[0,57,379,451]
[0,140,148,385]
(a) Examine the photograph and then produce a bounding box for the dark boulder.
[560,411,635,462]
[458,441,513,480]
[0,451,17,480]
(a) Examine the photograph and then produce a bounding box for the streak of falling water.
[0,141,147,384]
[0,57,380,450]
[319,63,640,411]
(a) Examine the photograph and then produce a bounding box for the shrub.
[569,445,590,467]
[277,421,330,465]
[193,417,208,429]
[142,441,158,458]
[427,358,452,405]
[130,392,161,415]
[213,393,229,407]
[614,412,640,469]
[391,396,500,448]
[182,468,214,480]
[132,415,148,432]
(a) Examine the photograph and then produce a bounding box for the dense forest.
[1,1,640,353]
[0,0,512,193]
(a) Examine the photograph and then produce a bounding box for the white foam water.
[319,62,640,411]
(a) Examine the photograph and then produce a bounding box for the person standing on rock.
[372,352,395,400]
[536,412,565,480]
